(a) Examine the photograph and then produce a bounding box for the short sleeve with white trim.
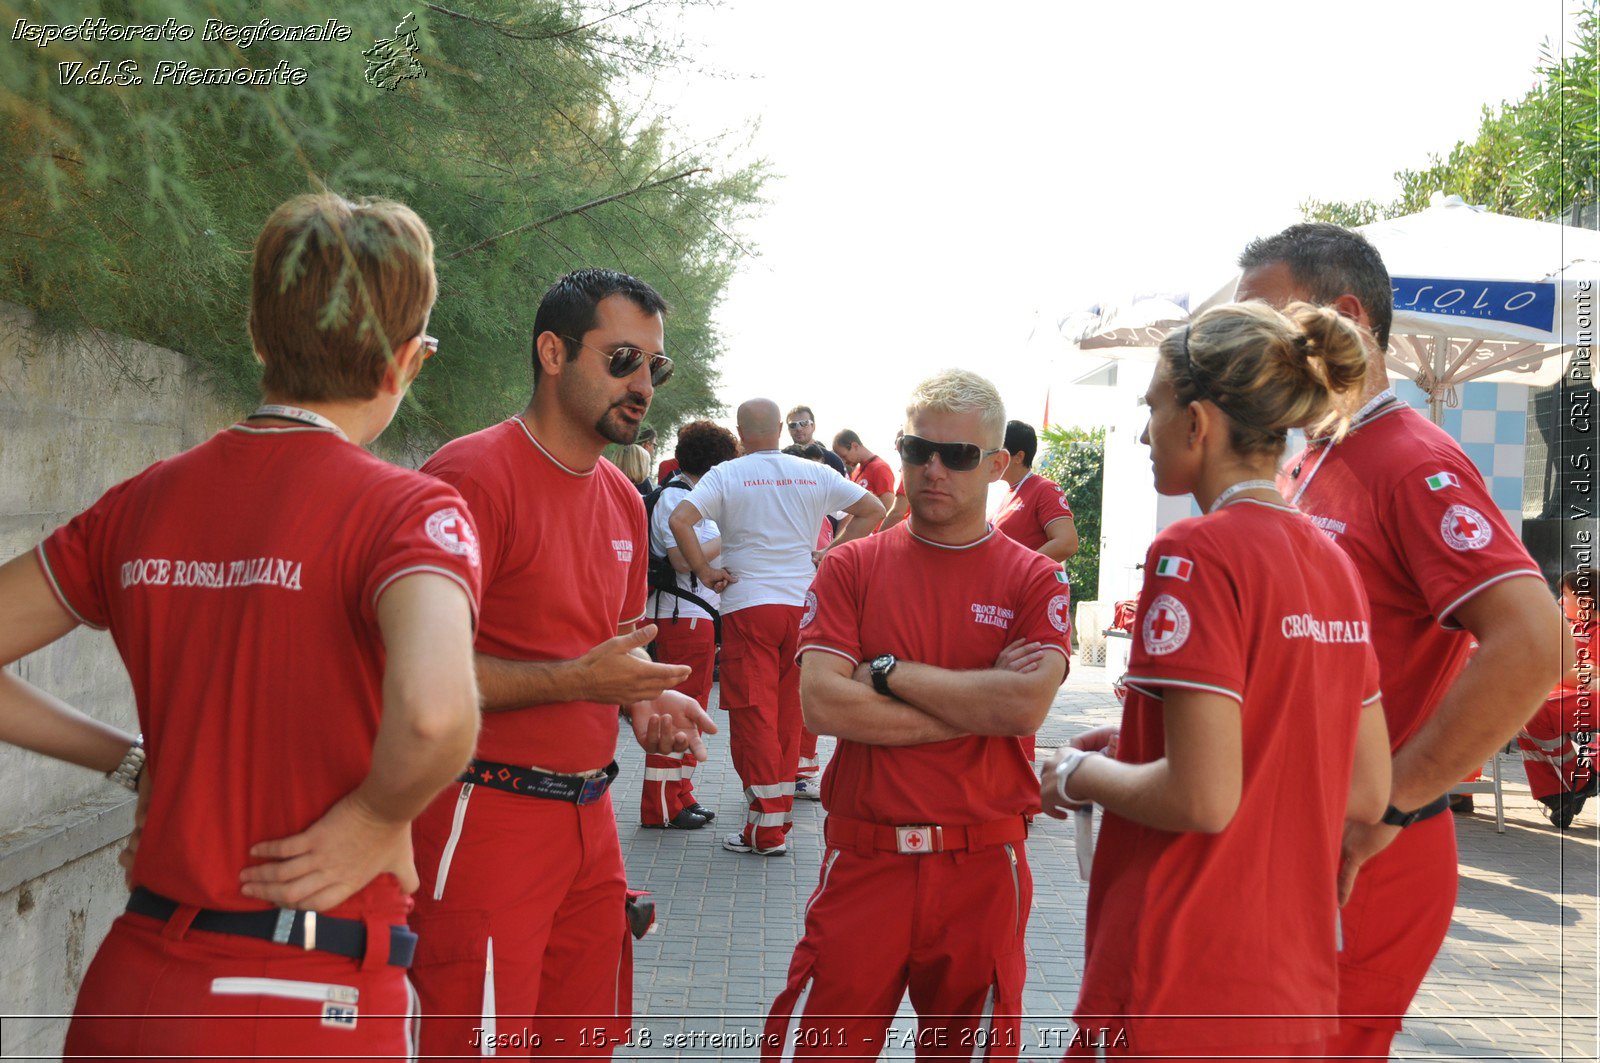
[1281,404,1542,748]
[37,424,481,918]
[995,472,1073,553]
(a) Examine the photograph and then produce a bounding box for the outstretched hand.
[240,793,417,911]
[629,688,717,761]
[578,626,691,704]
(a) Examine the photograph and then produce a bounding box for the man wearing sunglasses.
[410,268,717,1059]
[786,405,849,477]
[669,399,885,856]
[765,370,1069,1061]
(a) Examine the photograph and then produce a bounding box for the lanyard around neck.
[1287,388,1399,505]
[248,404,348,442]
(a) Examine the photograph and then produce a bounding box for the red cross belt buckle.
[895,825,942,854]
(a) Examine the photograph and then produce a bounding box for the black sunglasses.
[561,336,674,386]
[896,434,1000,473]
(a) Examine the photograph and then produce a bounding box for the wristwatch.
[869,654,898,696]
[108,736,145,792]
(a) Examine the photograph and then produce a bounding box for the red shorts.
[410,783,628,1059]
[1336,810,1458,1030]
[65,912,414,1061]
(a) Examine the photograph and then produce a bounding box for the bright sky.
[634,0,1579,458]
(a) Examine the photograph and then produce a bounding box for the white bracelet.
[1052,747,1096,806]
[108,736,145,791]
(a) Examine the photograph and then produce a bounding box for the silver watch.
[108,737,145,791]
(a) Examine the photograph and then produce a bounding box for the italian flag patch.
[1155,555,1193,581]
[1425,472,1459,491]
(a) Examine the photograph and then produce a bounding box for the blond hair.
[613,444,652,484]
[1160,301,1368,455]
[905,369,1006,447]
[249,193,436,402]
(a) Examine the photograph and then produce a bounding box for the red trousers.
[722,604,804,850]
[1518,688,1597,800]
[764,838,1031,1060]
[797,726,820,782]
[65,911,414,1061]
[410,783,628,1059]
[642,616,715,824]
[1334,810,1457,1040]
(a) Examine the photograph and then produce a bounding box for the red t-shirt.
[38,424,482,918]
[994,472,1073,552]
[423,418,647,771]
[657,456,680,484]
[798,523,1071,824]
[1278,401,1543,750]
[850,454,895,498]
[1077,500,1380,1050]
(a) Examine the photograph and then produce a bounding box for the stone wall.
[0,302,239,1059]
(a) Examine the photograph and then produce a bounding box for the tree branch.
[440,167,709,261]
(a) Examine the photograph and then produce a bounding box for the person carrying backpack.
[641,420,739,828]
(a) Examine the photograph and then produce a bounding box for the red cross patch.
[1141,593,1191,656]
[1440,503,1493,551]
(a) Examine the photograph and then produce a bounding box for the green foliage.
[1300,9,1598,225]
[1035,424,1103,601]
[0,0,766,449]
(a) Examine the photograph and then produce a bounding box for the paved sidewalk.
[612,660,1599,1061]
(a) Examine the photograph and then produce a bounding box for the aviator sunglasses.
[561,335,675,386]
[896,434,1000,473]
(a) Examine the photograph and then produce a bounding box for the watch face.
[872,654,895,671]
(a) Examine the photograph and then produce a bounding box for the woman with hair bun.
[1041,300,1394,1060]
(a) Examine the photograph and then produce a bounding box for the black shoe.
[1449,793,1474,814]
[685,802,716,822]
[668,808,710,830]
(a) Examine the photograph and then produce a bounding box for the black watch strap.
[1380,794,1451,828]
[870,655,896,696]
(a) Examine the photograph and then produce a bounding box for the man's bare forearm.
[475,652,585,713]
[888,656,1063,737]
[1389,581,1563,810]
[803,669,962,746]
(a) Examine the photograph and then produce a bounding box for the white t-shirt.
[647,478,719,622]
[685,450,867,612]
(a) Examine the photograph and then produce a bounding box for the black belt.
[126,887,416,968]
[461,758,619,804]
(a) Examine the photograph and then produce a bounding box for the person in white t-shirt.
[670,398,885,855]
[642,420,739,829]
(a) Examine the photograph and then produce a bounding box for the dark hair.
[1563,570,1596,605]
[832,429,862,450]
[1003,420,1038,467]
[786,405,815,422]
[1160,301,1368,456]
[1238,223,1393,350]
[530,268,669,381]
[636,425,657,445]
[674,419,738,477]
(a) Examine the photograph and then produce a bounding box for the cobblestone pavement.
[612,660,1599,1061]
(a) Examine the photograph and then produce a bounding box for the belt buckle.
[895,825,941,854]
[576,774,610,805]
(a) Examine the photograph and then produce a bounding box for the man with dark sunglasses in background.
[670,398,884,856]
[763,370,1068,1060]
[409,268,716,1059]
[787,404,849,477]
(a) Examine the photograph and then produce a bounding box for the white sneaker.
[794,779,822,801]
[722,830,787,856]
